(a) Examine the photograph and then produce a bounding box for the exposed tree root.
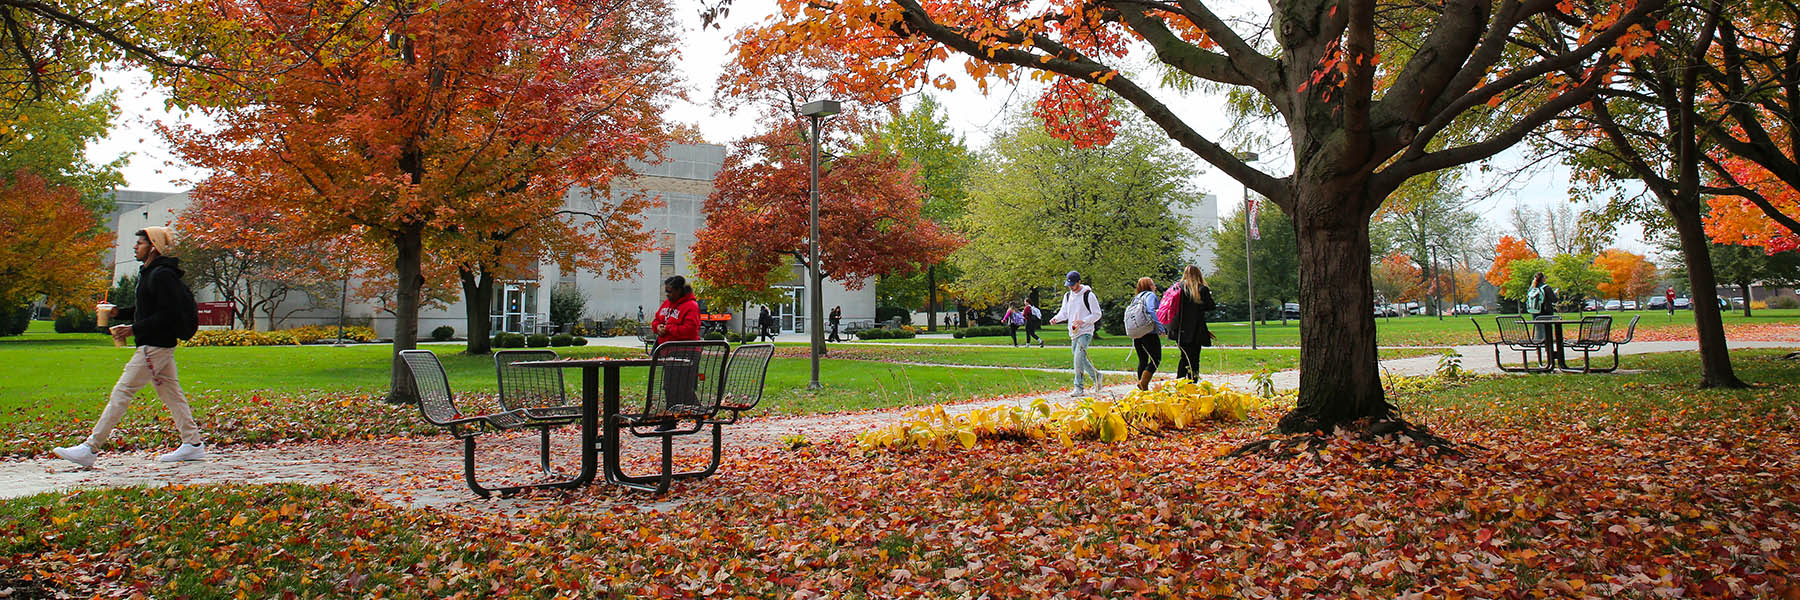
[1228,416,1478,466]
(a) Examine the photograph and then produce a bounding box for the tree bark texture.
[388,227,425,403]
[1668,204,1745,388]
[927,265,938,332]
[459,266,494,355]
[1280,195,1391,433]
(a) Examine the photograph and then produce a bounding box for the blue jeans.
[1071,333,1101,389]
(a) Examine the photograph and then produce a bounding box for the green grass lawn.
[860,308,1800,347]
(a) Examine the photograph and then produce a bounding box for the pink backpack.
[1156,283,1181,325]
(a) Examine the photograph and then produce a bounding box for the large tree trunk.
[1741,283,1752,318]
[388,227,425,403]
[1668,208,1745,388]
[926,265,938,332]
[459,266,494,355]
[1280,196,1390,434]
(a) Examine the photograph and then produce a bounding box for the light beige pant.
[86,346,203,448]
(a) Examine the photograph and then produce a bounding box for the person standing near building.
[54,227,205,468]
[1023,301,1043,347]
[1049,271,1103,396]
[757,306,775,342]
[828,305,842,342]
[1169,265,1217,381]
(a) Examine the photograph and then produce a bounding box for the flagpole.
[1236,151,1259,350]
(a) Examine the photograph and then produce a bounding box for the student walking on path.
[1169,265,1217,381]
[828,306,842,342]
[1049,271,1103,396]
[1127,277,1165,390]
[1003,305,1025,346]
[55,227,205,468]
[1022,301,1043,347]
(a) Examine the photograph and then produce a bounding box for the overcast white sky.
[86,0,1650,257]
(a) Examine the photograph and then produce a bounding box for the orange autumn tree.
[718,0,1671,433]
[1591,248,1659,302]
[177,178,348,330]
[1487,235,1540,290]
[162,0,682,386]
[691,126,959,299]
[1705,158,1799,254]
[0,171,110,317]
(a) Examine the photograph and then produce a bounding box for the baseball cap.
[1065,271,1081,286]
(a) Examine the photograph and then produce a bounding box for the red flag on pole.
[1247,198,1261,240]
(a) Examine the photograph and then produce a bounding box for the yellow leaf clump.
[855,380,1261,452]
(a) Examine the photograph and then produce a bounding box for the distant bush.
[550,333,574,347]
[571,336,589,346]
[431,325,455,341]
[1770,297,1799,310]
[53,307,98,334]
[875,306,911,324]
[960,325,1010,338]
[526,334,551,348]
[492,333,526,348]
[703,331,726,341]
[184,326,379,347]
[3,304,29,336]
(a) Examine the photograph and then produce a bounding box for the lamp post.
[800,99,840,391]
[1233,151,1259,349]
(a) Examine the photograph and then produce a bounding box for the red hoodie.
[651,292,700,345]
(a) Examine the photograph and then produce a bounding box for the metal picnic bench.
[1472,315,1639,374]
[396,342,777,498]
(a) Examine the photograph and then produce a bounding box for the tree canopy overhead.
[720,0,1672,432]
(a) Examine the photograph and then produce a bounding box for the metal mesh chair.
[496,349,581,477]
[714,343,775,425]
[1476,317,1550,373]
[1574,315,1638,373]
[612,340,730,494]
[398,349,582,498]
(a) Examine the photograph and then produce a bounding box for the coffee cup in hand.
[96,303,113,327]
[109,324,129,348]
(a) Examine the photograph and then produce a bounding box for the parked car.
[1673,297,1692,309]
[1403,302,1424,315]
[1603,299,1622,311]
[1281,303,1300,319]
[1623,300,1639,310]
[1583,299,1603,312]
[1647,297,1667,310]
[1456,304,1487,315]
[1374,304,1397,317]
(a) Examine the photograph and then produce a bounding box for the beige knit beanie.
[138,226,176,256]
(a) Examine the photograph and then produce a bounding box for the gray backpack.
[1124,291,1156,338]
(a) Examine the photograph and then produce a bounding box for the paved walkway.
[1,340,1791,510]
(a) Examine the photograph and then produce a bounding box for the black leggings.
[1008,324,1020,345]
[1133,335,1162,374]
[1176,342,1204,380]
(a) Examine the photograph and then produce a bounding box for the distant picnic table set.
[1472,314,1640,373]
[397,340,775,498]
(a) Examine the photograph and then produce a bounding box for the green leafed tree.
[870,96,976,330]
[1209,199,1300,323]
[1502,258,1553,305]
[1547,254,1607,311]
[950,108,1197,308]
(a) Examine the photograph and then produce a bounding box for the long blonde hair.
[1181,265,1206,299]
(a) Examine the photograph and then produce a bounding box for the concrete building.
[106,143,876,338]
[1182,192,1221,274]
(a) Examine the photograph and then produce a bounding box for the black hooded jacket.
[113,256,196,348]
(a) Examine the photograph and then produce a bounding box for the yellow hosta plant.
[857,379,1262,452]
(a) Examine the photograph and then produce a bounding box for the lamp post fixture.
[1233,151,1259,349]
[800,99,840,391]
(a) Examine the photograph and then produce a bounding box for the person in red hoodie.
[650,276,703,425]
[651,275,700,345]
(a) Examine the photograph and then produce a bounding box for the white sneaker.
[157,443,206,462]
[52,443,96,468]
[1069,387,1087,397]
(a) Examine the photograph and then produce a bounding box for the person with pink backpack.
[1164,265,1217,381]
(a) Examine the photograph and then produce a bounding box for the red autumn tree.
[0,171,110,314]
[691,127,959,296]
[177,178,349,330]
[1486,236,1540,289]
[717,0,1670,433]
[1705,159,1799,254]
[1592,249,1658,302]
[162,0,682,386]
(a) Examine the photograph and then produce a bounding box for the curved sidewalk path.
[1,340,1791,510]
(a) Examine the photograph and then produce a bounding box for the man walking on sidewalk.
[54,226,206,468]
[1049,271,1104,396]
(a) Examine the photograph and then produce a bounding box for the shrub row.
[952,325,1010,339]
[492,332,589,348]
[183,326,380,347]
[855,328,918,340]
